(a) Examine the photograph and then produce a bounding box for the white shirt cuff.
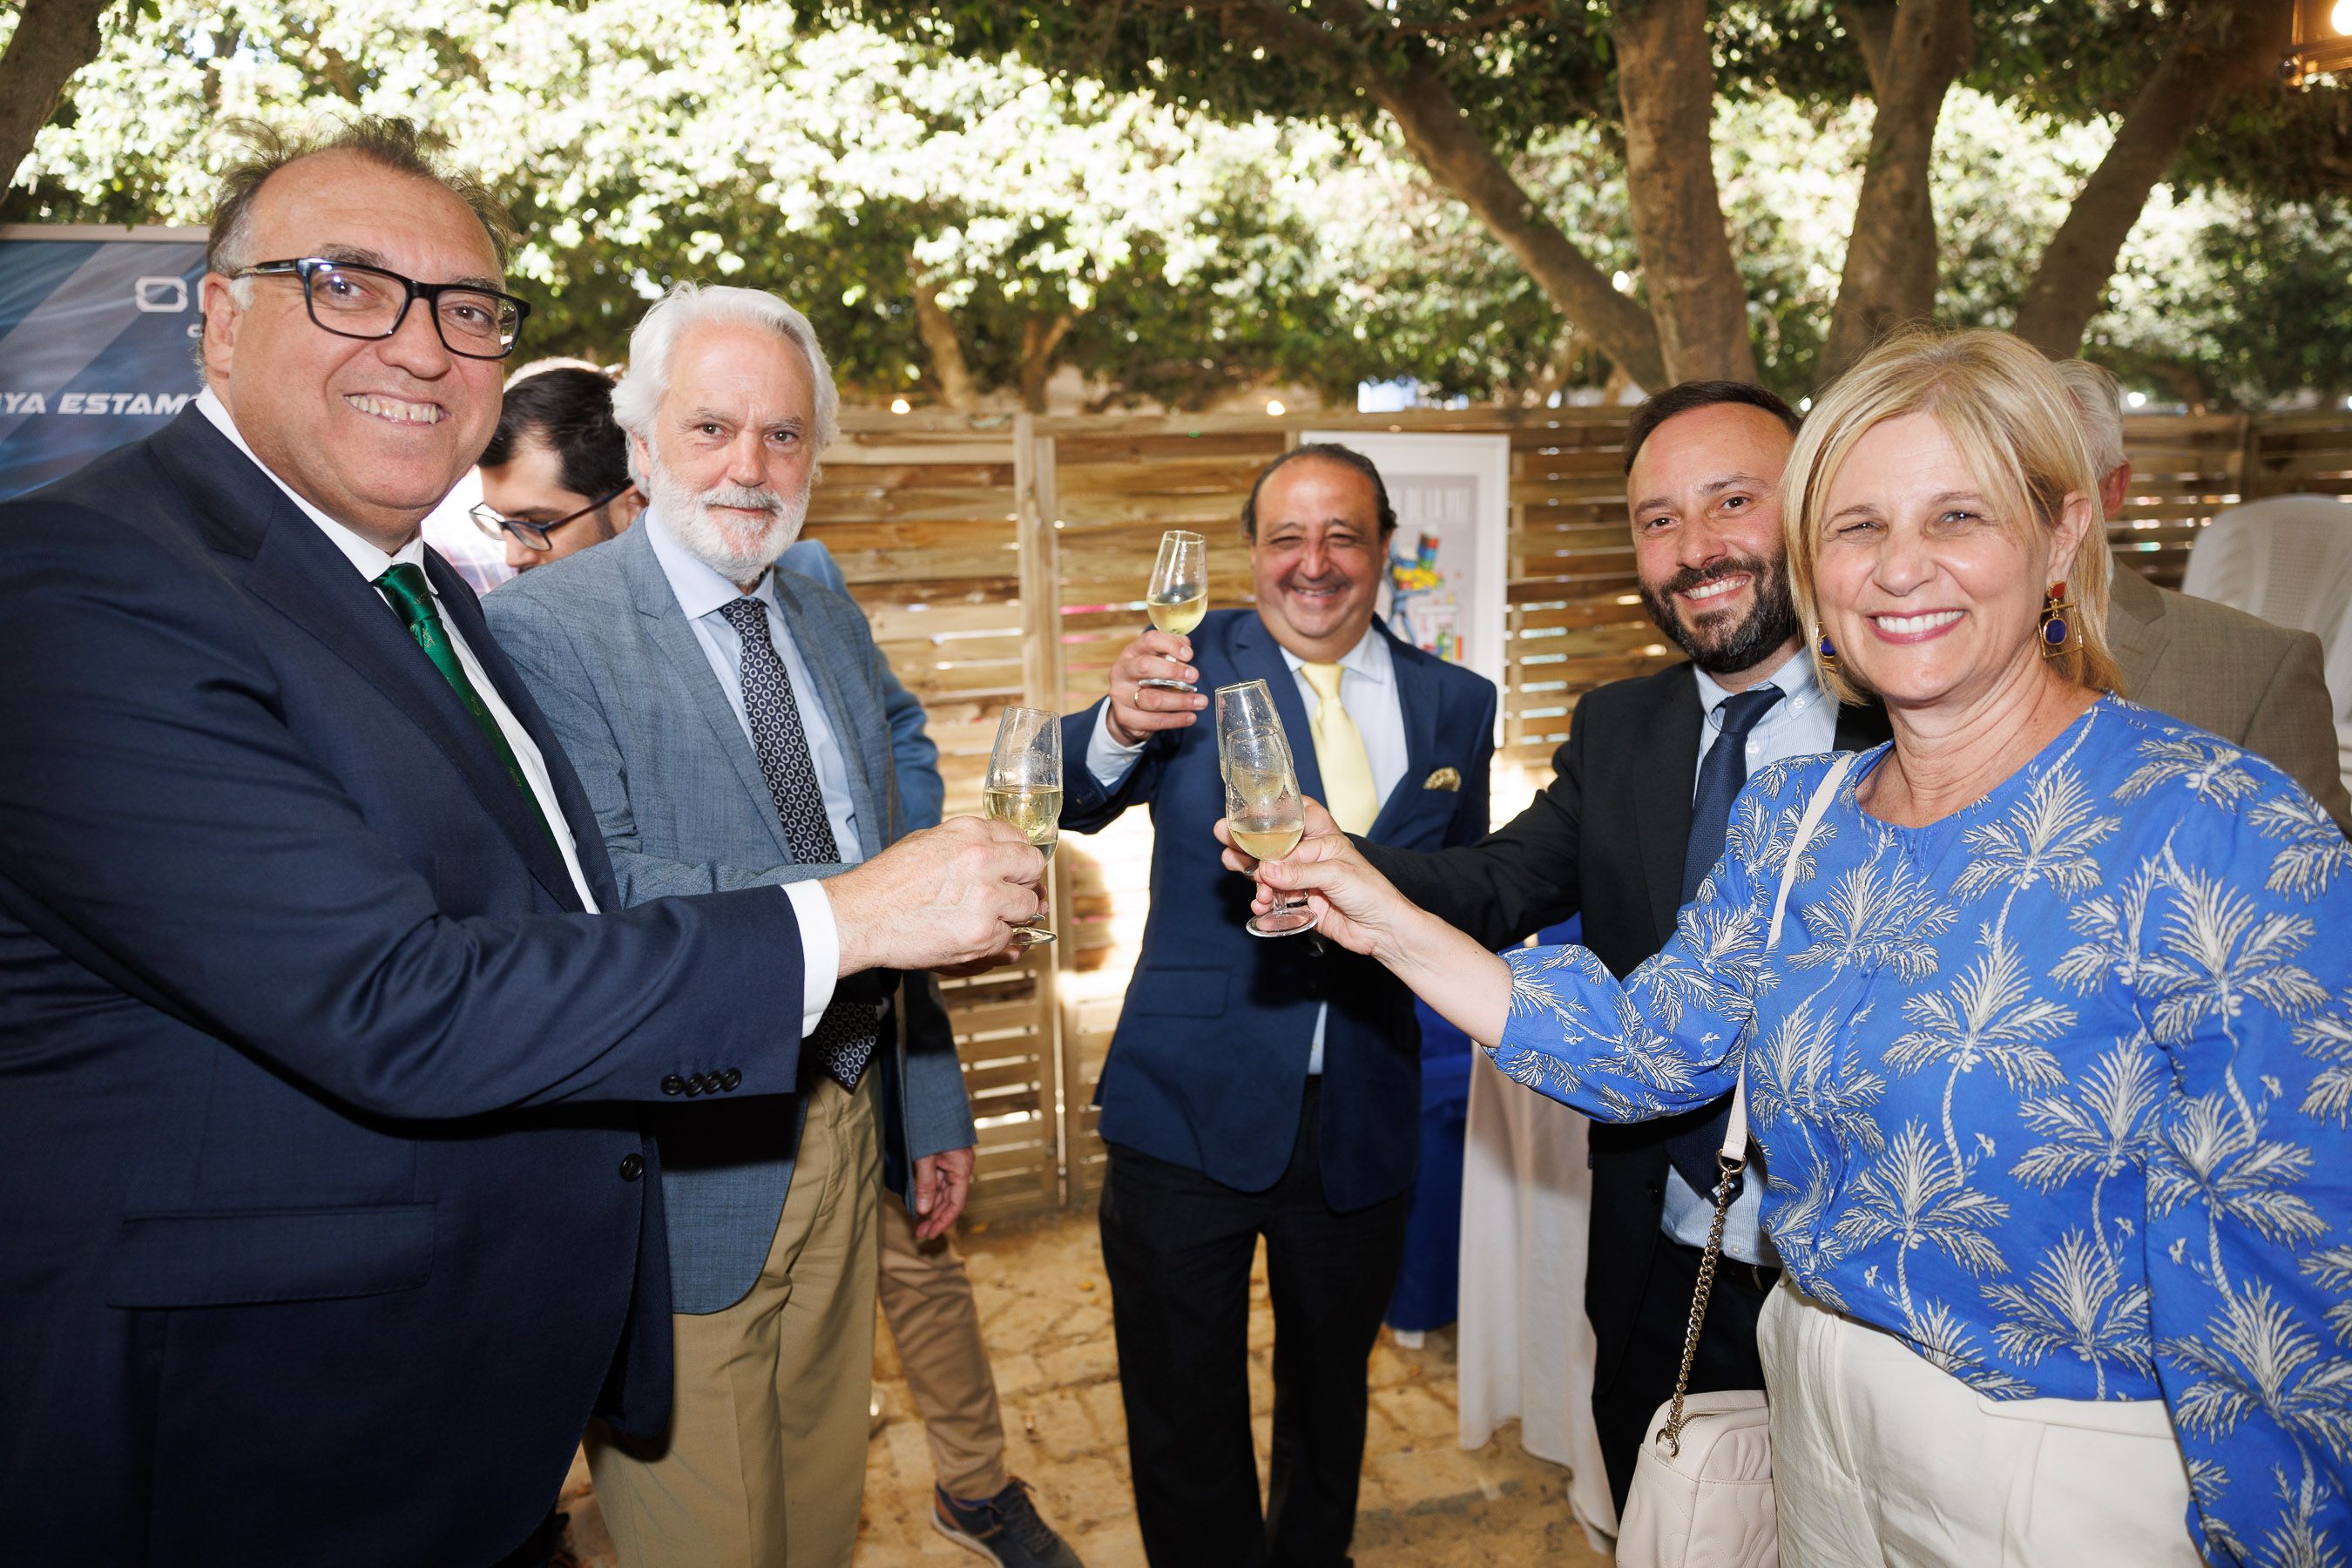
[781,879,840,1037]
[1086,703,1148,792]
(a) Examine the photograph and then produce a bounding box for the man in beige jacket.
[2060,360,2352,832]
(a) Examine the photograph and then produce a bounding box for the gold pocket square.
[1423,767,1462,793]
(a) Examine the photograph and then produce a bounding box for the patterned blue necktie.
[719,596,875,1092]
[1664,683,1785,1199]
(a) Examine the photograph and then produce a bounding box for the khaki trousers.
[876,1197,1009,1501]
[1759,1277,2200,1567]
[589,1072,881,1568]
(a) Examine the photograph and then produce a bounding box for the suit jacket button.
[618,1152,645,1181]
[682,1077,702,1096]
[720,1069,742,1092]
[661,1075,686,1096]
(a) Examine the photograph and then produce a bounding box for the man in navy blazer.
[0,122,1038,1566]
[1061,445,1496,1567]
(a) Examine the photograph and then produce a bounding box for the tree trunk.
[910,274,979,412]
[1251,0,1667,390]
[1612,0,1757,383]
[1017,312,1072,413]
[0,0,121,193]
[1818,0,1972,381]
[2011,0,2286,359]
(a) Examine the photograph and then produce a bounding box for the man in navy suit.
[1061,445,1497,1567]
[0,120,1039,1566]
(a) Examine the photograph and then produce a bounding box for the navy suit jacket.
[1060,609,1496,1212]
[486,522,974,1314]
[0,411,813,1565]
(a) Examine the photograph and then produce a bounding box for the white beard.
[646,454,810,585]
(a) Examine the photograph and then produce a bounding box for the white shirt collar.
[195,386,430,584]
[1692,644,1821,725]
[645,506,781,621]
[1274,620,1393,686]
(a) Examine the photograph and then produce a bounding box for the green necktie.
[374,562,563,856]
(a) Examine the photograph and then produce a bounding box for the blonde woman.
[1232,328,2352,1563]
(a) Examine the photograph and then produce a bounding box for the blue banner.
[0,227,208,502]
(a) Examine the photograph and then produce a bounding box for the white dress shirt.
[195,389,839,1034]
[1091,619,1408,1074]
[1660,647,1839,1263]
[645,511,866,864]
[645,510,867,1037]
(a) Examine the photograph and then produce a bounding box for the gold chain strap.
[1652,753,1848,1460]
[1657,1146,1745,1458]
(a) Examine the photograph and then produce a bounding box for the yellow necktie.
[1300,662,1380,835]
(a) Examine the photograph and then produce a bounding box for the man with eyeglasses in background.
[0,117,1042,1566]
[473,362,647,575]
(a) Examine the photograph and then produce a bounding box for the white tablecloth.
[1455,1053,1616,1550]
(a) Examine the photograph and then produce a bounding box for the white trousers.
[1757,1278,2200,1567]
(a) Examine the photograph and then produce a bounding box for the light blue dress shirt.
[1090,621,1408,1074]
[646,512,865,865]
[1660,650,1838,1263]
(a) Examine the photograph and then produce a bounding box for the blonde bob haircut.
[1782,327,2124,705]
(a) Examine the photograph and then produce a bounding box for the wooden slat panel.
[797,407,2352,1227]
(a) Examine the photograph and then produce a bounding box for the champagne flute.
[1215,679,1318,938]
[984,705,1061,946]
[1139,530,1207,692]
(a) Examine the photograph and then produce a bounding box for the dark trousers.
[1591,1234,1775,1513]
[1098,1085,1409,1568]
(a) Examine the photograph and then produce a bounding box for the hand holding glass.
[1216,680,1318,938]
[983,706,1061,946]
[1139,530,1207,691]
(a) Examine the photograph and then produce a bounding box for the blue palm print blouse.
[1494,696,2352,1564]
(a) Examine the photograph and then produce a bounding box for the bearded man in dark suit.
[1359,382,1891,1511]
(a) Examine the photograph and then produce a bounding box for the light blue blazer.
[486,522,973,1314]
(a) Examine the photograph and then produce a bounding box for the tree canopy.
[818,0,2352,397]
[4,0,2348,409]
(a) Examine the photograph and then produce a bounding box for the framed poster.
[0,225,208,502]
[1301,430,1511,732]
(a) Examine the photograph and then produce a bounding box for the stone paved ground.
[560,1210,1607,1568]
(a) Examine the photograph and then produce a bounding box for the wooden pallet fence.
[805,406,2352,1220]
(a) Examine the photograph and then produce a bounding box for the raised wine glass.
[984,705,1061,946]
[1139,530,1207,692]
[1215,679,1318,938]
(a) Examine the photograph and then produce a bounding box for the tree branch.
[0,0,122,193]
[1395,2,1553,39]
[1017,311,1075,411]
[1842,0,1896,100]
[910,270,980,412]
[1819,0,1971,381]
[2011,0,2287,359]
[1257,0,1666,388]
[1612,0,1757,382]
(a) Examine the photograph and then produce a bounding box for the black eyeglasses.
[233,257,531,360]
[470,484,634,551]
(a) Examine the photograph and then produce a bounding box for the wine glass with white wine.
[1215,679,1318,938]
[984,705,1061,946]
[1139,529,1207,692]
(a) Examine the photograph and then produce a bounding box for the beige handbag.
[1613,751,1855,1568]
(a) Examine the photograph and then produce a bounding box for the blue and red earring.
[1815,632,1841,673]
[2038,582,2082,659]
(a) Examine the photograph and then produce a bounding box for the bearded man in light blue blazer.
[487,283,974,1568]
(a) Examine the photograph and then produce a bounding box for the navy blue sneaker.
[931,1478,1084,1567]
